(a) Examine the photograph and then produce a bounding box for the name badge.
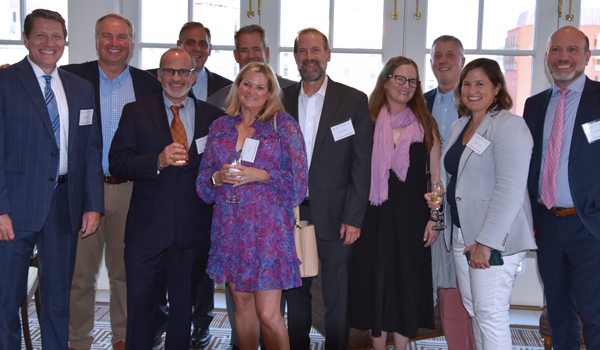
[331,119,355,142]
[195,136,207,154]
[581,119,600,144]
[241,138,259,163]
[79,109,93,126]
[466,133,491,155]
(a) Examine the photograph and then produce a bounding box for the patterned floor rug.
[21,302,548,350]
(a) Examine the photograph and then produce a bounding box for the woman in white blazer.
[426,58,537,349]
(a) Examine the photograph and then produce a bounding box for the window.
[0,0,69,65]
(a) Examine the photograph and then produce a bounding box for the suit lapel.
[456,111,496,182]
[285,82,301,122]
[151,95,173,146]
[58,70,80,155]
[570,78,600,154]
[532,89,552,168]
[15,59,56,145]
[313,77,339,156]
[84,62,102,133]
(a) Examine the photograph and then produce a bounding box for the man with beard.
[523,26,600,350]
[109,48,222,350]
[282,28,372,350]
[207,24,295,110]
[61,14,161,350]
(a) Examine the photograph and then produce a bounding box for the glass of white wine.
[429,179,447,230]
[226,149,242,204]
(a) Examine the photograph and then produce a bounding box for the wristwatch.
[210,172,222,188]
[157,160,164,175]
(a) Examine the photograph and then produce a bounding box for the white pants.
[452,226,525,350]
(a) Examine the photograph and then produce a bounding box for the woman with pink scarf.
[349,56,442,350]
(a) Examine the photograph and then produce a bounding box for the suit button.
[50,152,57,157]
[456,197,461,201]
[49,177,55,182]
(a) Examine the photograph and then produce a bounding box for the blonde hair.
[225,62,284,122]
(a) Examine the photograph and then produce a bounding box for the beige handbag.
[293,206,319,278]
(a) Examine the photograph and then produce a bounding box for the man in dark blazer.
[146,21,230,349]
[0,9,103,349]
[109,48,222,350]
[524,26,600,350]
[60,13,161,350]
[282,28,372,350]
[148,22,231,102]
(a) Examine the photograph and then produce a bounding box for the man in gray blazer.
[283,28,372,350]
[207,24,295,111]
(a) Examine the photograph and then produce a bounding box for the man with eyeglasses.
[109,47,222,350]
[424,35,475,350]
[60,13,161,350]
[283,28,372,350]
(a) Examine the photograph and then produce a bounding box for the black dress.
[349,141,435,338]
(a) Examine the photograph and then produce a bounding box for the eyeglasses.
[160,68,195,77]
[388,75,420,88]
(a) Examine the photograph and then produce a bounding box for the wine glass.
[429,180,447,230]
[226,150,242,204]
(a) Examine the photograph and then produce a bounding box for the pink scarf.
[369,105,424,205]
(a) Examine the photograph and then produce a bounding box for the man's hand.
[423,220,439,247]
[158,143,187,168]
[81,212,101,238]
[340,223,361,245]
[0,64,10,69]
[0,214,15,241]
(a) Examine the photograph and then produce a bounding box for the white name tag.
[466,133,491,155]
[331,119,355,142]
[79,109,93,126]
[241,138,259,163]
[195,136,207,154]
[581,119,600,144]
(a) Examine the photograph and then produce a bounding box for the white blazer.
[439,109,537,255]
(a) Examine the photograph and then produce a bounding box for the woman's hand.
[220,164,270,187]
[464,243,492,269]
[424,189,446,211]
[423,220,439,247]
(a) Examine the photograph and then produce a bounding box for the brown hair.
[24,9,67,39]
[225,62,284,122]
[369,56,440,154]
[179,22,211,46]
[293,28,330,54]
[95,13,134,41]
[234,24,266,51]
[455,58,512,117]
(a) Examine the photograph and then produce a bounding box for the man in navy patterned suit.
[0,9,103,349]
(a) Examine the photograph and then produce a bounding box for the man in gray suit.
[283,28,372,350]
[207,24,295,110]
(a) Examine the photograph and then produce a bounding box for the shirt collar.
[435,87,456,102]
[27,56,58,80]
[163,93,192,110]
[99,63,131,86]
[300,75,328,98]
[552,73,586,96]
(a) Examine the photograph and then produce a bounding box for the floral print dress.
[197,111,308,292]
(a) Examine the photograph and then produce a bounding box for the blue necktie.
[43,74,60,148]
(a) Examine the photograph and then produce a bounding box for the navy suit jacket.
[109,94,222,250]
[0,57,104,233]
[282,78,372,239]
[424,88,437,113]
[61,60,162,135]
[524,77,600,241]
[147,67,231,98]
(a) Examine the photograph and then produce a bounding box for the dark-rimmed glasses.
[160,68,195,77]
[388,75,420,88]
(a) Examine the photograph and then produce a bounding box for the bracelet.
[429,215,438,222]
[210,172,222,188]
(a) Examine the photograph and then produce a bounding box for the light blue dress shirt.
[99,64,135,175]
[163,94,195,147]
[191,67,208,102]
[431,88,460,151]
[538,73,586,207]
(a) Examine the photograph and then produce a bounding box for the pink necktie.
[541,88,570,208]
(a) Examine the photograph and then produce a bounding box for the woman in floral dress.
[197,62,307,350]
